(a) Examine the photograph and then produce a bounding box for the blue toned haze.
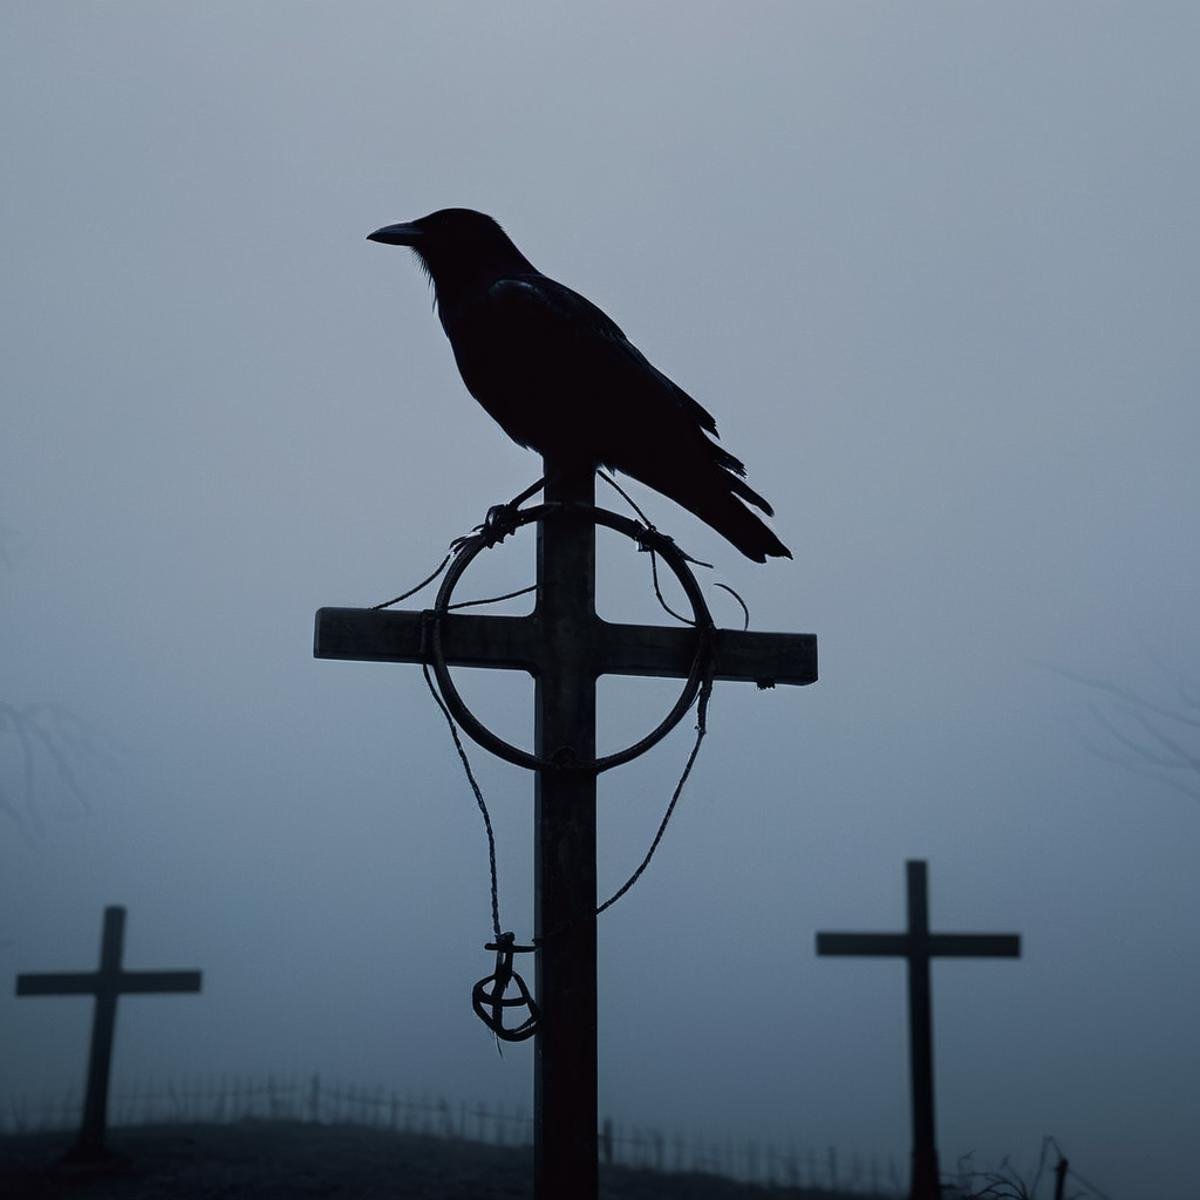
[2,5,1198,1197]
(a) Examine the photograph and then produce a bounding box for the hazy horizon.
[3,5,1199,1197]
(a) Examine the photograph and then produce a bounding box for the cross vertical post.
[15,905,203,1159]
[314,456,817,1200]
[81,905,123,1151]
[906,861,938,1199]
[815,860,1020,1200]
[534,454,598,1196]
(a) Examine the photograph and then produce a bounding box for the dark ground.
[0,1121,883,1199]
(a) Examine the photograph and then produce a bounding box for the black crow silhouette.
[367,208,790,562]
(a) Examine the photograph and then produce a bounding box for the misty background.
[2,4,1198,1197]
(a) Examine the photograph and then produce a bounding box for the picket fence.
[2,1072,904,1194]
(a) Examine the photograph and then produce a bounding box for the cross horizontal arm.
[595,621,817,686]
[16,973,98,996]
[816,933,910,957]
[16,970,202,996]
[927,934,1020,958]
[315,608,539,671]
[816,933,1021,958]
[315,607,817,687]
[117,971,203,993]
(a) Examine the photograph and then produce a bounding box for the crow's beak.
[367,222,423,246]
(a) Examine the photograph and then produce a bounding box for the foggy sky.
[3,5,1199,1197]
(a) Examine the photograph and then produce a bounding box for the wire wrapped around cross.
[376,479,726,1043]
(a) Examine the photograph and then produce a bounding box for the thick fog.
[3,5,1198,1197]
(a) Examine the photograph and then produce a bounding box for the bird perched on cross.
[368,208,790,563]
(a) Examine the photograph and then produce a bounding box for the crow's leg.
[454,477,545,551]
[502,476,546,511]
[482,476,545,538]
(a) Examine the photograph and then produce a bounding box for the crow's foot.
[477,502,522,547]
[450,479,545,554]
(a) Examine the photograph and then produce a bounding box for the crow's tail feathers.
[691,485,791,563]
[726,472,775,518]
[706,443,776,520]
[619,461,791,563]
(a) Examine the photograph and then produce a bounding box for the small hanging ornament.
[471,932,541,1042]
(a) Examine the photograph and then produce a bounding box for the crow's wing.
[466,274,727,457]
[448,271,787,558]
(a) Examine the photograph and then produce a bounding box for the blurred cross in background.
[816,860,1021,1200]
[15,905,203,1161]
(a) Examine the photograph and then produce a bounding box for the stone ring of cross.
[427,501,716,774]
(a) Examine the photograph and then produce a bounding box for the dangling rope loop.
[471,932,541,1042]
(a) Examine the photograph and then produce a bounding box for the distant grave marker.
[816,860,1020,1200]
[15,905,202,1159]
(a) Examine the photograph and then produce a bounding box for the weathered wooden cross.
[816,860,1021,1200]
[15,905,203,1159]
[315,456,817,1199]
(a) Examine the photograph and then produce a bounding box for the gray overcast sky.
[2,4,1198,1196]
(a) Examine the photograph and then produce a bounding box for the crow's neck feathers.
[417,228,536,314]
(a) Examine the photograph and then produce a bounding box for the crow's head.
[367,208,531,290]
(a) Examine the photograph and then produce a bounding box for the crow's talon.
[448,504,522,555]
[449,505,522,555]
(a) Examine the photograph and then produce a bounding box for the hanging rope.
[369,481,727,1040]
[714,582,750,632]
[420,650,541,1045]
[598,470,752,632]
[371,504,543,1042]
[419,656,501,944]
[371,551,454,611]
[595,674,713,917]
[449,585,536,611]
[421,629,714,1032]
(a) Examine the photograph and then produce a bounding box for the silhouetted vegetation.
[1057,655,1200,803]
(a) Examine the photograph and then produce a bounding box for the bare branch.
[1053,655,1200,804]
[1139,640,1200,712]
[1078,731,1200,802]
[1044,663,1200,729]
[1124,705,1200,773]
[0,701,117,839]
[1087,704,1184,769]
